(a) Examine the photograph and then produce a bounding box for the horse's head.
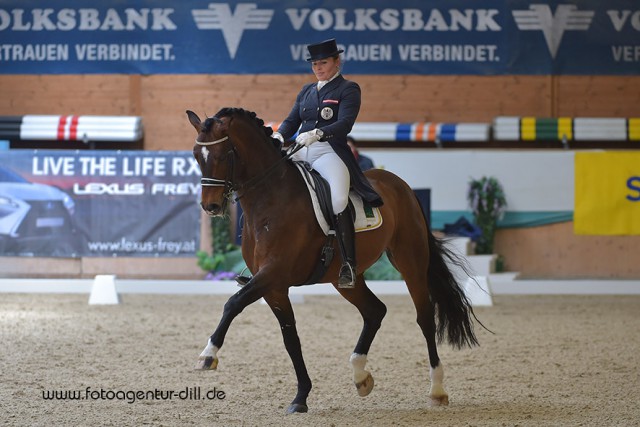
[187,109,235,216]
[188,108,284,216]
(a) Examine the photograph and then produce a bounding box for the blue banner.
[0,0,638,75]
[0,150,201,257]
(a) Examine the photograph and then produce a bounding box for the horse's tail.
[422,209,481,349]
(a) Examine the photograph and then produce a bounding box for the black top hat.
[306,39,344,62]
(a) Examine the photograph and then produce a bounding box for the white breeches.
[293,141,350,214]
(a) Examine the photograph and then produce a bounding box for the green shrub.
[467,176,507,254]
[197,216,245,279]
[363,253,402,280]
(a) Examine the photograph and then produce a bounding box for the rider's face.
[311,57,339,81]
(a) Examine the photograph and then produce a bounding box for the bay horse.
[187,107,480,414]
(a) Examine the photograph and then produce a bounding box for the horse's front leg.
[263,291,312,414]
[195,281,265,370]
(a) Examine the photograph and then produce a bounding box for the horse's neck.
[233,136,282,185]
[237,160,307,224]
[229,121,310,222]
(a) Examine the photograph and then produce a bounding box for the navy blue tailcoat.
[278,75,383,207]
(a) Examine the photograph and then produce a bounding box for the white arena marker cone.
[463,276,493,307]
[89,275,120,305]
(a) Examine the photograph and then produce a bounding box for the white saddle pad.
[294,162,383,236]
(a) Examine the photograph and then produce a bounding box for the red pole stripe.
[57,116,67,140]
[69,115,79,140]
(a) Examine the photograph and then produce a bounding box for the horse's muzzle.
[201,202,224,217]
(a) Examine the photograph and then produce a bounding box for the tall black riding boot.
[334,208,356,288]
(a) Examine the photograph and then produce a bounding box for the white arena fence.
[493,116,640,142]
[1,115,638,146]
[266,117,639,143]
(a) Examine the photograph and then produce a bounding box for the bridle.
[195,136,236,209]
[195,134,303,205]
[195,135,230,185]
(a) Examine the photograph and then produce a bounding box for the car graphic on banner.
[0,166,78,255]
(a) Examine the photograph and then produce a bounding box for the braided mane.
[219,107,275,137]
[199,108,280,151]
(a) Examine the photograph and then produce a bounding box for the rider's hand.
[295,129,323,147]
[272,131,284,144]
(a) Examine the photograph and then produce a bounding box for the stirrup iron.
[338,263,355,288]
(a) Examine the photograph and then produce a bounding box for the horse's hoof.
[429,394,449,406]
[286,403,308,414]
[355,373,374,397]
[194,356,218,370]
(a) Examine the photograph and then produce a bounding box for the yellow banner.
[575,151,640,235]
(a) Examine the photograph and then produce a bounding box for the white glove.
[295,129,323,147]
[272,131,284,144]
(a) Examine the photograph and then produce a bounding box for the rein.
[195,136,304,202]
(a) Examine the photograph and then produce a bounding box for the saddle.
[294,162,382,236]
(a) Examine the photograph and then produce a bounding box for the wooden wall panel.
[0,75,132,115]
[494,222,640,279]
[139,75,311,150]
[556,76,640,117]
[356,75,553,122]
[139,74,555,149]
[3,74,638,150]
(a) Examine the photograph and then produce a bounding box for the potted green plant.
[467,176,507,255]
[196,215,246,280]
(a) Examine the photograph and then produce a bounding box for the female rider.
[273,39,383,288]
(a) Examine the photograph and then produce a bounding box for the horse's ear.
[186,110,201,132]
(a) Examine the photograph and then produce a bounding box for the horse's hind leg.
[263,291,312,414]
[387,251,449,406]
[414,291,449,406]
[334,274,387,397]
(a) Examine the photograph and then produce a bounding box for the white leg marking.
[199,339,219,359]
[350,353,369,383]
[429,362,447,397]
[430,362,444,383]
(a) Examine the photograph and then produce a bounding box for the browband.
[195,136,229,146]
